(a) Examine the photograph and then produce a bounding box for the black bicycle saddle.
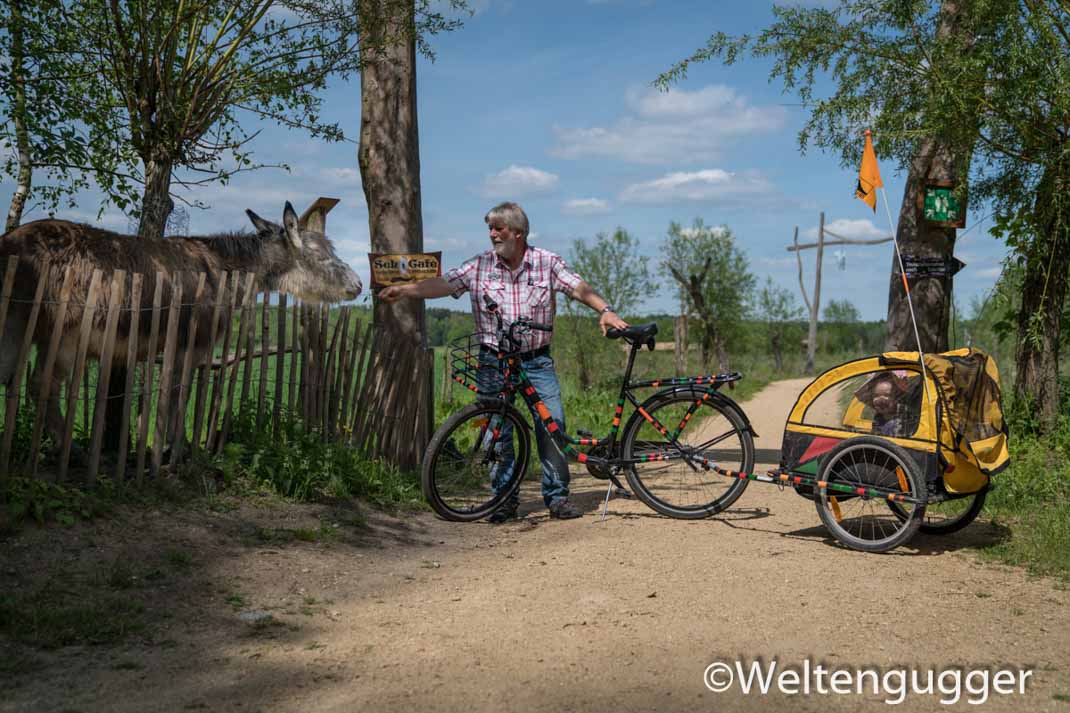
[606,322,658,349]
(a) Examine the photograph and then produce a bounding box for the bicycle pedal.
[576,429,593,437]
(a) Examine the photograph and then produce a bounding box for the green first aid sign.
[920,182,966,228]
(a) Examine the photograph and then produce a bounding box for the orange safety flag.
[855,130,883,212]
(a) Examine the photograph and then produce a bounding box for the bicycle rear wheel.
[422,402,531,522]
[889,488,986,535]
[622,392,753,519]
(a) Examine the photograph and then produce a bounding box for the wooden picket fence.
[0,258,432,485]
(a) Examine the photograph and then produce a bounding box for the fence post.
[288,298,300,413]
[152,274,184,478]
[218,275,257,452]
[170,272,207,467]
[204,271,240,455]
[348,322,375,446]
[136,272,165,483]
[256,290,270,430]
[29,267,75,478]
[192,271,228,452]
[0,264,49,479]
[114,272,143,485]
[274,292,287,435]
[339,317,361,440]
[86,270,127,482]
[59,269,103,482]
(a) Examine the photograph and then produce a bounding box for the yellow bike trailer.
[773,347,1009,552]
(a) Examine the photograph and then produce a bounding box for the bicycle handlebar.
[480,295,557,353]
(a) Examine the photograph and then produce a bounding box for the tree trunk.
[885,0,972,354]
[5,0,32,232]
[883,139,958,353]
[105,154,174,452]
[137,150,175,239]
[714,336,728,373]
[358,0,429,470]
[700,328,713,372]
[1014,157,1070,432]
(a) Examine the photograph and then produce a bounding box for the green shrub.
[225,405,423,508]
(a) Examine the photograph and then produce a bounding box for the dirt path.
[3,379,1068,712]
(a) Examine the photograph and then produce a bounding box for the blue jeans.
[477,351,570,508]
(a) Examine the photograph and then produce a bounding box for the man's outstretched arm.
[379,277,455,303]
[570,281,629,336]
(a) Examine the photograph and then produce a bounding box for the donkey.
[0,200,362,459]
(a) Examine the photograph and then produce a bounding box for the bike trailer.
[780,347,1009,497]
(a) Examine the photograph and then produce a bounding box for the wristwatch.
[601,305,615,314]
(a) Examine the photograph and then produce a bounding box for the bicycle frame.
[475,316,744,472]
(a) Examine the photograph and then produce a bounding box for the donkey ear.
[245,209,273,235]
[282,202,303,250]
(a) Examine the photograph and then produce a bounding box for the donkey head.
[245,201,363,303]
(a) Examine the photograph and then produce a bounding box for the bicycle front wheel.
[422,402,531,522]
[621,392,754,519]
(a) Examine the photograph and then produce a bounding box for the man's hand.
[378,285,410,303]
[599,310,629,336]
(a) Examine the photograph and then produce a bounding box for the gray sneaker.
[548,498,582,520]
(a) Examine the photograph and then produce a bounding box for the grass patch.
[165,550,194,570]
[222,407,425,508]
[0,588,147,649]
[978,410,1070,580]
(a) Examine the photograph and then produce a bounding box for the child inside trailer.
[852,371,922,439]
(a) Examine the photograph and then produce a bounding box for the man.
[379,201,628,522]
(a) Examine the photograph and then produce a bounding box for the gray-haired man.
[380,202,628,521]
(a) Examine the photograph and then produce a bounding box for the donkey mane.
[184,231,268,265]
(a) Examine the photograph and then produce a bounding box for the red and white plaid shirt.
[444,245,583,351]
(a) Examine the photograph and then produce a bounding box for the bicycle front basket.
[448,332,493,394]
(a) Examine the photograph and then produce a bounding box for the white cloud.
[619,169,776,204]
[757,256,799,269]
[63,209,129,232]
[562,198,610,215]
[975,266,1002,279]
[679,224,729,239]
[804,217,889,241]
[551,85,788,165]
[322,167,361,186]
[480,164,559,197]
[425,235,471,250]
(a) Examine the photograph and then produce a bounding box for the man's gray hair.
[484,202,529,240]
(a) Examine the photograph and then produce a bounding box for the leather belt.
[480,344,550,361]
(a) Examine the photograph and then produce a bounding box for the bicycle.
[421,295,757,522]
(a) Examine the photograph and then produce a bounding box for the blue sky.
[3,0,1010,320]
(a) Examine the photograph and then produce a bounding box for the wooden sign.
[369,252,442,289]
[918,180,966,228]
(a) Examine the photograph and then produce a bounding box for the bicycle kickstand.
[600,479,613,522]
[599,473,632,522]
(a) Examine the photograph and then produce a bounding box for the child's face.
[872,382,897,416]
